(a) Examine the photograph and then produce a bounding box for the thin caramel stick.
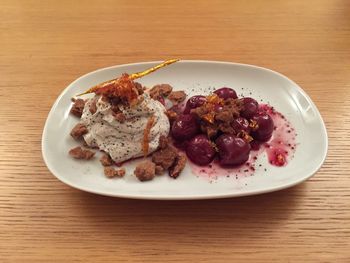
[76,59,179,96]
[129,58,179,80]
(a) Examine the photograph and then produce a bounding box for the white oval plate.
[42,60,328,200]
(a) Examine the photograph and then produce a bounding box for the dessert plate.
[42,60,328,200]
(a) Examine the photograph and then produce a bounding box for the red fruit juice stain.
[259,104,297,167]
[191,157,257,180]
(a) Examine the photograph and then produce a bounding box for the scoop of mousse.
[78,75,170,163]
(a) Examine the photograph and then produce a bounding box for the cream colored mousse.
[80,93,170,163]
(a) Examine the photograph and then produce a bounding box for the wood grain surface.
[1,0,350,262]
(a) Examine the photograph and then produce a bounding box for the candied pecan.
[69,146,95,160]
[215,110,234,123]
[168,90,186,104]
[116,168,126,177]
[152,145,178,170]
[223,98,242,118]
[134,161,156,181]
[149,84,173,100]
[104,167,125,178]
[152,136,187,178]
[70,123,88,140]
[70,99,85,117]
[191,106,209,119]
[104,167,116,178]
[169,152,187,179]
[100,154,113,166]
[158,135,169,150]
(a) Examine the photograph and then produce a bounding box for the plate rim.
[42,60,328,200]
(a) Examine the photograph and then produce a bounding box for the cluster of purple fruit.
[171,87,274,167]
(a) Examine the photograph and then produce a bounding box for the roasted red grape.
[171,114,199,140]
[232,117,250,134]
[214,87,238,100]
[186,135,216,166]
[240,97,258,119]
[183,95,206,114]
[215,134,251,166]
[251,113,274,141]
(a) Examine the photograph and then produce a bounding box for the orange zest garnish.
[276,154,285,165]
[143,115,156,157]
[202,112,215,124]
[199,94,224,124]
[249,119,259,130]
[238,131,254,143]
[206,94,224,105]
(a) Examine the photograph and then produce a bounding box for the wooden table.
[1,0,349,262]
